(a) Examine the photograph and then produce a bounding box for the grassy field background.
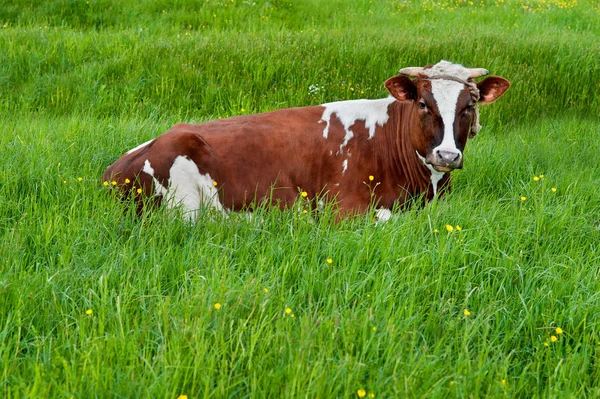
[1,0,600,397]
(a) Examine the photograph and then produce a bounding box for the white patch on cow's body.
[430,79,464,155]
[143,156,225,220]
[423,60,471,80]
[167,155,225,219]
[127,139,154,155]
[319,97,395,150]
[416,152,446,197]
[376,208,392,222]
[342,159,348,174]
[143,159,168,196]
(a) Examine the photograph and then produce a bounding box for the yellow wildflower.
[241,108,245,113]
[111,181,117,186]
[550,335,558,342]
[78,177,83,182]
[357,389,366,398]
[539,174,544,178]
[326,258,333,264]
[556,327,563,335]
[372,327,377,331]
[263,288,268,293]
[501,379,507,386]
[456,225,462,231]
[137,188,142,194]
[445,224,454,232]
[463,309,471,316]
[368,175,374,181]
[125,178,130,184]
[368,394,375,398]
[520,196,527,201]
[63,180,67,184]
[103,181,109,186]
[86,309,93,315]
[303,209,308,214]
[301,191,308,198]
[213,181,218,186]
[551,187,557,193]
[214,303,221,310]
[177,395,188,399]
[285,307,292,315]
[544,341,549,347]
[533,176,540,181]
[433,229,439,233]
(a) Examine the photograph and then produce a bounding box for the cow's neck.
[379,100,447,201]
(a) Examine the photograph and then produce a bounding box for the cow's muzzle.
[428,149,463,172]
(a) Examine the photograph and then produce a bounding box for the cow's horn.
[468,68,489,78]
[399,67,424,77]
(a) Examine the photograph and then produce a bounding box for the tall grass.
[1,0,599,397]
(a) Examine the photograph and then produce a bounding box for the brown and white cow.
[103,60,510,221]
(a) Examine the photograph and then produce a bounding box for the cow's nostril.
[438,150,459,161]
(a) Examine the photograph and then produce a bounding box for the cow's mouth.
[427,150,464,172]
[431,164,455,173]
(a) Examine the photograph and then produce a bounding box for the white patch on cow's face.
[142,159,168,196]
[342,159,348,174]
[429,80,464,155]
[376,208,392,222]
[416,151,445,197]
[127,139,154,155]
[167,155,225,220]
[320,97,395,150]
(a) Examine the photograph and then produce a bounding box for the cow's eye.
[418,101,427,110]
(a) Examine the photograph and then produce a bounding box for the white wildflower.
[308,84,324,94]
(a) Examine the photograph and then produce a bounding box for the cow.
[103,60,510,221]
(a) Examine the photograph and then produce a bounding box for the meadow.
[1,0,600,397]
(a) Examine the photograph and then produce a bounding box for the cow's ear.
[385,75,417,101]
[477,76,510,104]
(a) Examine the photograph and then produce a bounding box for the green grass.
[1,0,600,397]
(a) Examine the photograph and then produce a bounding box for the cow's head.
[385,60,510,172]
